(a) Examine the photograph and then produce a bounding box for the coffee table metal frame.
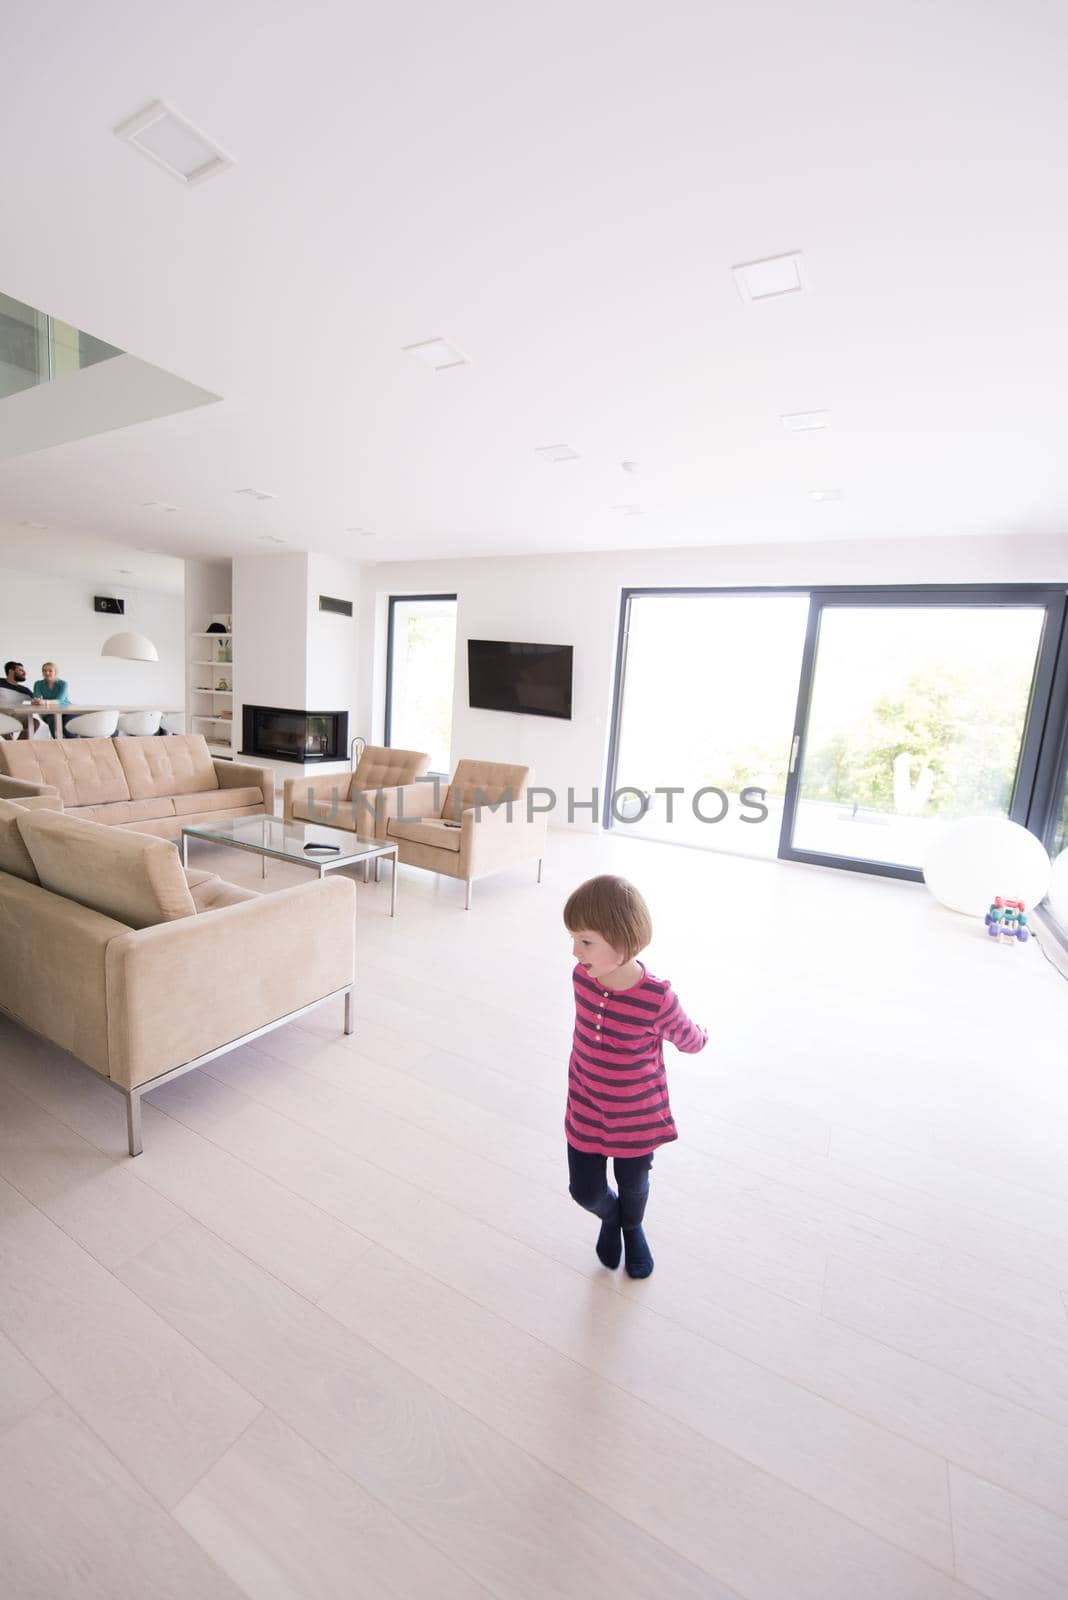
[180,816,399,916]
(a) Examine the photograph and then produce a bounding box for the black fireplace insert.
[242,705,349,763]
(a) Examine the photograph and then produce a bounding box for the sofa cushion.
[0,798,38,883]
[441,760,529,822]
[0,737,132,808]
[114,733,219,799]
[67,797,177,826]
[184,867,259,911]
[17,808,197,928]
[171,786,263,817]
[387,816,462,852]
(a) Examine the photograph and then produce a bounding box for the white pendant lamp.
[101,631,159,662]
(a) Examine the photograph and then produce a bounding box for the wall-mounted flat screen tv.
[467,639,573,720]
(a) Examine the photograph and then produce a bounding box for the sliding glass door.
[608,586,1068,882]
[780,591,1064,875]
[609,591,809,857]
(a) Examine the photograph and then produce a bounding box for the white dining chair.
[116,710,162,736]
[64,710,120,738]
[0,712,22,740]
[160,713,187,735]
[30,717,52,739]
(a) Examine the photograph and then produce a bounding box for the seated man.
[1,661,36,738]
[2,661,34,698]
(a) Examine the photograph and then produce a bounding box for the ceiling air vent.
[319,595,353,618]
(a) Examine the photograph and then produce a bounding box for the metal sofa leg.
[465,878,473,910]
[537,857,543,884]
[125,1091,143,1158]
[344,985,354,1035]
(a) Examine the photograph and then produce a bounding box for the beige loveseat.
[283,743,429,830]
[0,734,273,837]
[379,759,546,908]
[0,797,355,1155]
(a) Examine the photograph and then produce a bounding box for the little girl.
[563,874,707,1279]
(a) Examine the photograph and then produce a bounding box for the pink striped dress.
[565,961,707,1156]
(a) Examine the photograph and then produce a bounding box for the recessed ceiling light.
[20,520,49,530]
[117,568,133,574]
[255,534,288,545]
[535,444,580,463]
[809,488,843,502]
[236,487,277,501]
[620,460,639,474]
[733,251,808,303]
[114,100,233,186]
[141,500,179,512]
[611,504,643,516]
[402,337,469,371]
[780,410,830,432]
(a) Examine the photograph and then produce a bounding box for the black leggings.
[567,1144,653,1230]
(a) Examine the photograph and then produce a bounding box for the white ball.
[922,816,1051,917]
[1049,848,1068,927]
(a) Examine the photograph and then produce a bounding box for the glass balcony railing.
[0,291,122,401]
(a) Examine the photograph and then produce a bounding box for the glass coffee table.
[180,816,399,915]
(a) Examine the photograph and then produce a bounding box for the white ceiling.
[1,0,1067,567]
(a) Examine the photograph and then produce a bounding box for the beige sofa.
[379,759,546,908]
[0,797,355,1155]
[283,744,429,831]
[0,734,273,837]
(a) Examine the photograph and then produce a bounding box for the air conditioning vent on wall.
[319,595,353,617]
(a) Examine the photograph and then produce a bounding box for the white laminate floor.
[1,829,1067,1599]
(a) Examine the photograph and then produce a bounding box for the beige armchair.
[283,744,430,833]
[379,759,545,908]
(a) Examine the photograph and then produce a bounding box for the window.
[385,595,457,774]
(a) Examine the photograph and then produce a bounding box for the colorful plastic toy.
[985,896,1030,944]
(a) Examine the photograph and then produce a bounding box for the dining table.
[1,704,185,740]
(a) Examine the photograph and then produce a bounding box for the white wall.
[232,552,309,736]
[0,564,184,706]
[305,553,359,720]
[233,551,361,755]
[358,532,1068,826]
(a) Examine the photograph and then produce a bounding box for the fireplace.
[242,705,348,763]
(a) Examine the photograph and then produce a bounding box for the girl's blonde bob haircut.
[563,875,652,961]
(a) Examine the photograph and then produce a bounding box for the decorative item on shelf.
[215,676,230,690]
[217,638,232,662]
[985,897,1030,944]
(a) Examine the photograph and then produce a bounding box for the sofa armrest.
[0,774,61,804]
[214,758,274,816]
[104,876,355,1089]
[377,777,442,840]
[283,770,350,823]
[460,801,547,878]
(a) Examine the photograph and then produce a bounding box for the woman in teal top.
[33,662,70,704]
[33,661,70,735]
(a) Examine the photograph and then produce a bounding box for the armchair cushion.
[352,745,430,791]
[387,816,462,853]
[441,759,529,821]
